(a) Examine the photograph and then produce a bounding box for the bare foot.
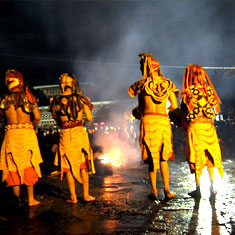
[66,199,78,204]
[28,199,41,207]
[188,188,201,198]
[148,189,157,200]
[148,194,157,200]
[151,189,157,196]
[210,188,217,196]
[84,195,95,202]
[164,191,176,200]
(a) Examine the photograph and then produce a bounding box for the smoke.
[0,1,234,101]
[69,1,235,101]
[0,1,234,164]
[93,109,141,168]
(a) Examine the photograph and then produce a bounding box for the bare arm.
[83,103,92,121]
[168,92,178,112]
[32,104,41,129]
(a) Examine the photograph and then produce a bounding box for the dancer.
[128,53,179,200]
[0,69,43,206]
[180,64,223,197]
[49,73,95,203]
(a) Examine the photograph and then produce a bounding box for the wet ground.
[0,154,234,235]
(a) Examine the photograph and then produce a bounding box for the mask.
[59,73,77,93]
[5,69,24,92]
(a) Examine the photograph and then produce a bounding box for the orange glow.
[98,148,123,167]
[124,111,135,123]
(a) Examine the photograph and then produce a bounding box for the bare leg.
[81,169,95,202]
[12,185,20,197]
[11,185,21,207]
[27,185,40,206]
[188,173,201,197]
[66,172,77,203]
[160,161,176,199]
[195,173,200,188]
[207,167,216,194]
[149,170,157,196]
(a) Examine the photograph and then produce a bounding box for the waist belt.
[61,120,83,129]
[5,123,34,130]
[191,116,213,123]
[144,112,168,117]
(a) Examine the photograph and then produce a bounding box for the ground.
[0,154,234,234]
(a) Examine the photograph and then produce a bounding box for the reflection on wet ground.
[0,156,234,234]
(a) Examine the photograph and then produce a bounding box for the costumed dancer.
[49,73,95,203]
[0,69,43,206]
[180,64,223,197]
[128,53,179,200]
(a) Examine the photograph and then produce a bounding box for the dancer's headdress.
[139,53,162,79]
[181,64,221,106]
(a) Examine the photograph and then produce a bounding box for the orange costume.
[0,70,43,187]
[49,74,95,184]
[181,64,223,182]
[128,54,179,170]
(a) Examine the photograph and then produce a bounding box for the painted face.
[59,73,76,92]
[5,70,24,91]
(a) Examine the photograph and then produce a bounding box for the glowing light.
[197,198,212,234]
[124,111,135,123]
[99,153,110,164]
[199,167,224,197]
[98,148,123,167]
[199,168,211,197]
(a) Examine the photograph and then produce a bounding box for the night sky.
[0,0,235,102]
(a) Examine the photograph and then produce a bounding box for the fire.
[98,148,123,168]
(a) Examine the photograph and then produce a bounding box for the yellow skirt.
[0,128,43,184]
[55,126,95,184]
[187,122,223,180]
[140,115,174,170]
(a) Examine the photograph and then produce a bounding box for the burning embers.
[97,148,123,168]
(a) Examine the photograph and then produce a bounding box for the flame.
[98,148,123,167]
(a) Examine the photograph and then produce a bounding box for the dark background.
[0,0,234,103]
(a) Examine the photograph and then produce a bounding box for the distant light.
[100,122,105,125]
[215,114,224,121]
[93,123,98,126]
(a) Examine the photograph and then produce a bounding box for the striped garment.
[186,122,223,180]
[0,127,43,185]
[140,114,174,170]
[55,126,95,184]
